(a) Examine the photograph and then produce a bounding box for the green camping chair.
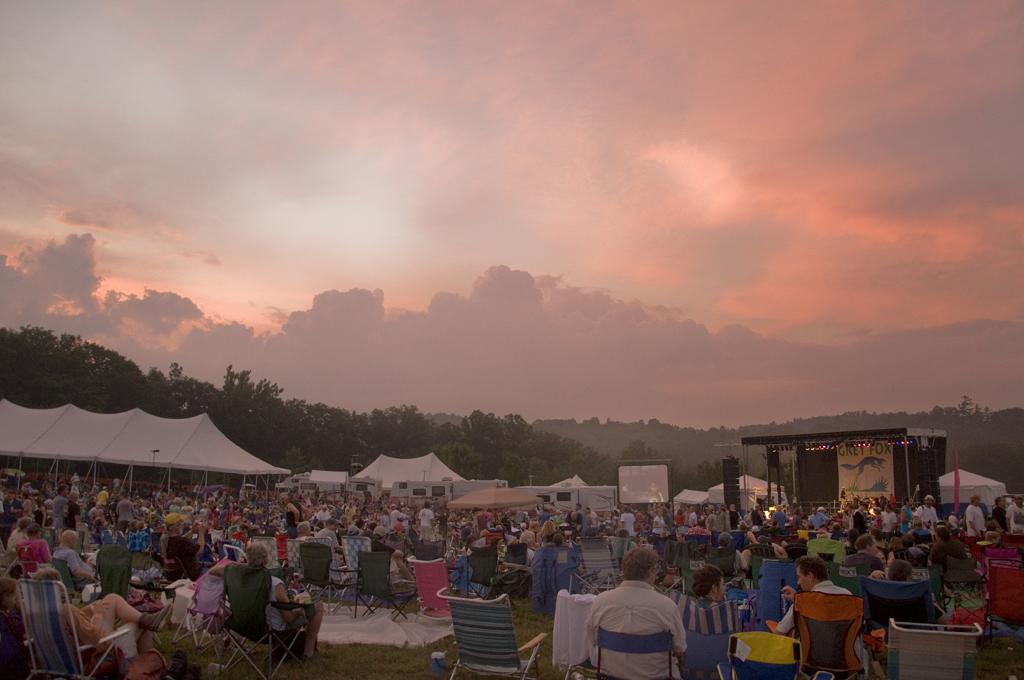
[468,545,499,598]
[96,544,131,599]
[807,538,846,564]
[446,592,546,679]
[52,557,80,597]
[299,541,344,614]
[222,564,306,680]
[357,551,416,620]
[826,562,870,596]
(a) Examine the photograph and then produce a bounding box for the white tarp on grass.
[317,610,452,648]
[0,399,288,475]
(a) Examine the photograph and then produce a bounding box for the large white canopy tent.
[939,468,1007,508]
[674,488,710,505]
[708,474,787,506]
[0,399,288,490]
[552,474,588,488]
[352,452,463,487]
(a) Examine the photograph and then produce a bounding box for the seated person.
[52,529,96,589]
[6,517,31,552]
[370,525,415,585]
[0,576,30,680]
[32,568,169,654]
[843,534,885,573]
[16,523,50,565]
[775,556,851,635]
[929,526,968,570]
[209,543,324,660]
[690,564,726,606]
[164,516,205,581]
[586,547,686,679]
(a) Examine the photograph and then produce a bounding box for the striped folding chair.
[339,535,371,615]
[18,577,133,680]
[677,595,742,680]
[573,537,619,594]
[447,593,547,679]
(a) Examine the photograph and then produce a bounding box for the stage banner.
[836,440,894,497]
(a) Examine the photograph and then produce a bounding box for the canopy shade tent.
[352,452,463,487]
[939,468,1006,508]
[0,399,288,475]
[448,486,541,509]
[673,489,709,505]
[552,474,587,488]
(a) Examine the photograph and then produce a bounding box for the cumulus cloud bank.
[2,234,1021,427]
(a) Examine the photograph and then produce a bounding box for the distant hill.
[532,400,1024,491]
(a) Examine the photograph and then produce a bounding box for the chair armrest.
[517,632,548,654]
[95,624,134,646]
[717,662,731,680]
[811,673,834,680]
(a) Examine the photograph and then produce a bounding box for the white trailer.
[520,485,619,513]
[390,480,453,501]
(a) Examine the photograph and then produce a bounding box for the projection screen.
[618,464,669,503]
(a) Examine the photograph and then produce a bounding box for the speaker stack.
[722,456,741,507]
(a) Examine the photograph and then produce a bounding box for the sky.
[1,2,1022,427]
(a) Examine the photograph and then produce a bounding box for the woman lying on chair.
[32,567,171,654]
[208,542,326,659]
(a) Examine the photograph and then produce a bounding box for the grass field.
[158,599,1024,679]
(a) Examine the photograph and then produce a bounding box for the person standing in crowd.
[899,498,914,534]
[809,506,829,530]
[0,488,21,547]
[852,500,869,534]
[929,525,968,571]
[620,506,636,537]
[418,502,435,541]
[51,484,68,531]
[992,496,1009,533]
[917,495,939,530]
[1009,496,1024,534]
[116,494,134,526]
[965,496,987,537]
[586,547,686,679]
[880,503,899,536]
[772,504,788,531]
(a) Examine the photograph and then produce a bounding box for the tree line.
[2,326,1021,492]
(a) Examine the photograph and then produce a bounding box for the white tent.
[552,474,587,488]
[352,452,463,487]
[674,489,709,505]
[0,399,288,475]
[939,468,1007,508]
[708,474,786,505]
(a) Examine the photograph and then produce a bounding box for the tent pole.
[167,466,172,494]
[128,465,133,494]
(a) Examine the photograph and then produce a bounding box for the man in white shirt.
[620,508,636,537]
[916,495,939,531]
[418,503,435,541]
[586,547,686,679]
[776,556,852,635]
[964,496,987,537]
[1008,496,1024,534]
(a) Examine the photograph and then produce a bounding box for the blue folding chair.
[716,632,834,680]
[756,560,797,630]
[676,595,742,680]
[18,578,133,680]
[859,577,935,633]
[597,627,675,680]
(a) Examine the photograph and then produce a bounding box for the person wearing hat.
[163,513,204,581]
[917,495,939,531]
[370,524,414,585]
[809,506,829,530]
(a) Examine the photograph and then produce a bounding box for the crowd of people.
[0,469,1020,679]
